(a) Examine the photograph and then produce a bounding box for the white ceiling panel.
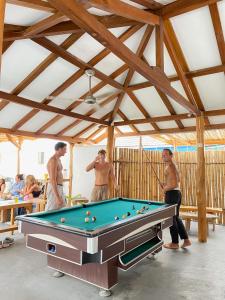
[95,53,124,76]
[208,116,225,125]
[44,117,75,134]
[171,7,221,70]
[120,94,145,119]
[193,73,225,110]
[0,104,32,128]
[20,111,56,132]
[67,33,105,63]
[64,121,91,137]
[4,3,52,26]
[1,40,50,92]
[135,123,155,131]
[157,121,178,129]
[134,87,170,116]
[19,58,78,103]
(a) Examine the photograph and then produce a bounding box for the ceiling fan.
[46,69,115,106]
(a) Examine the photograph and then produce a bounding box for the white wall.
[72,145,106,200]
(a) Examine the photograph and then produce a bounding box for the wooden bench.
[180,206,225,225]
[180,212,219,234]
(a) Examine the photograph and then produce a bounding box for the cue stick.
[140,140,163,190]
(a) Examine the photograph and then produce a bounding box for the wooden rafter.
[0,91,109,125]
[161,0,221,18]
[163,20,210,126]
[0,127,88,143]
[87,0,160,25]
[117,110,139,134]
[4,15,141,41]
[47,0,199,115]
[209,3,225,66]
[129,0,163,10]
[0,0,5,72]
[114,108,225,126]
[23,12,67,37]
[5,133,20,148]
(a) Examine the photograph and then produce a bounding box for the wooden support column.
[106,126,115,198]
[68,143,74,206]
[155,17,164,70]
[196,112,207,242]
[17,138,22,174]
[0,0,6,71]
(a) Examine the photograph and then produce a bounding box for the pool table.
[17,197,176,296]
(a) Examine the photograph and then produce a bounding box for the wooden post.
[196,113,207,242]
[0,0,5,72]
[106,126,115,198]
[68,143,74,206]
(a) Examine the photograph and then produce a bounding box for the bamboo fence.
[113,148,225,211]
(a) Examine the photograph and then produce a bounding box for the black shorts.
[165,190,181,206]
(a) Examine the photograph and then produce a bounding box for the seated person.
[22,175,41,200]
[0,178,6,198]
[10,174,24,197]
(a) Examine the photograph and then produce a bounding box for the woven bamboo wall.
[113,148,225,210]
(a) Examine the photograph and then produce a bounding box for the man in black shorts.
[162,149,191,249]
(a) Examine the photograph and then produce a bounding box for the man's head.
[98,149,106,161]
[15,174,23,182]
[162,148,173,163]
[55,142,67,157]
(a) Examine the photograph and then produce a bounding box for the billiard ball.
[60,218,66,223]
[85,217,90,223]
[115,216,119,220]
[92,216,96,222]
[142,206,146,210]
[122,214,127,219]
[86,211,91,216]
[127,212,131,216]
[136,210,140,214]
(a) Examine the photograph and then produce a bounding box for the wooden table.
[0,198,45,234]
[180,205,225,225]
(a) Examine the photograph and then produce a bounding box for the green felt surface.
[31,198,167,231]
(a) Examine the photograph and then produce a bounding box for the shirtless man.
[86,149,118,202]
[46,142,67,211]
[162,149,191,249]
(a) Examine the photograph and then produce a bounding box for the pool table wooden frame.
[17,198,176,294]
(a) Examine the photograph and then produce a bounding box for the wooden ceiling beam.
[114,108,225,126]
[0,126,88,143]
[161,0,222,19]
[6,0,56,12]
[5,133,20,148]
[87,0,159,25]
[115,122,225,136]
[23,12,67,37]
[33,37,123,91]
[48,0,199,115]
[129,0,163,10]
[163,19,210,125]
[209,3,225,67]
[0,0,5,72]
[0,91,109,125]
[4,15,141,41]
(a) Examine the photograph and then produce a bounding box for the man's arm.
[48,159,63,206]
[86,156,99,172]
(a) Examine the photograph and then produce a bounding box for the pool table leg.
[47,255,118,292]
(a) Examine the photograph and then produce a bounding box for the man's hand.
[94,155,100,163]
[56,197,64,209]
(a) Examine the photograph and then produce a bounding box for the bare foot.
[181,239,191,248]
[163,243,179,250]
